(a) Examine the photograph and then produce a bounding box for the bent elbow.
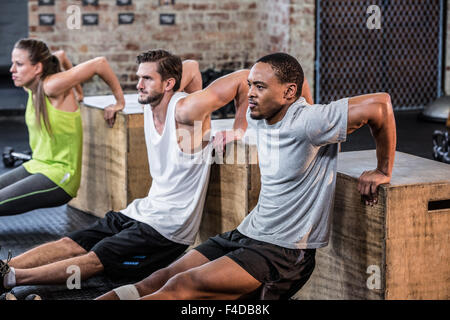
[183,60,200,74]
[380,92,392,107]
[374,93,395,129]
[372,93,393,119]
[380,93,393,117]
[95,56,108,67]
[186,59,199,68]
[53,50,65,58]
[97,56,107,61]
[93,56,109,74]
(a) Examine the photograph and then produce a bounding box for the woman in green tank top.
[0,38,125,216]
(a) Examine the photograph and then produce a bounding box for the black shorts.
[194,229,316,300]
[67,211,188,279]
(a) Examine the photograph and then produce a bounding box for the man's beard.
[249,112,264,120]
[138,91,164,105]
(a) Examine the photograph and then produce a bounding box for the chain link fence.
[316,0,444,110]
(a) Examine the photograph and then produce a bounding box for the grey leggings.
[0,166,72,216]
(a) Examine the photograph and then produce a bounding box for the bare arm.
[44,56,125,127]
[212,75,249,153]
[347,92,396,205]
[53,50,84,102]
[213,75,312,152]
[302,78,313,104]
[178,60,202,94]
[176,69,249,125]
[176,69,249,153]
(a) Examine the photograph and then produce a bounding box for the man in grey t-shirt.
[101,52,396,300]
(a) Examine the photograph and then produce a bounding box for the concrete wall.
[0,0,28,72]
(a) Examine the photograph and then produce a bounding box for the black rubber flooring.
[0,206,135,300]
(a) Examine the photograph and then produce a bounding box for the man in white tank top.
[0,51,250,298]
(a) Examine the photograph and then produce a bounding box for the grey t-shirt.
[237,97,348,249]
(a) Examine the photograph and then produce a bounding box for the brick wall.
[287,0,315,96]
[257,0,291,54]
[28,0,315,96]
[255,0,315,97]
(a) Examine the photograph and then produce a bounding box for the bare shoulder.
[348,92,391,107]
[347,92,393,134]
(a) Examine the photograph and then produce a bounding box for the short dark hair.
[256,52,304,99]
[136,49,182,92]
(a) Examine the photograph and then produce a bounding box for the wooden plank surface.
[126,114,151,203]
[69,106,128,217]
[338,150,450,186]
[385,183,450,299]
[194,141,260,245]
[294,174,386,300]
[296,150,450,300]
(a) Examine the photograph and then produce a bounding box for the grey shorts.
[194,229,316,300]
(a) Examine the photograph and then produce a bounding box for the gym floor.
[0,75,448,299]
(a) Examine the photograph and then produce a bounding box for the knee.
[85,251,103,267]
[162,271,200,299]
[57,237,87,255]
[75,251,104,279]
[135,267,173,296]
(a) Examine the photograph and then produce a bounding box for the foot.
[0,290,17,300]
[0,247,12,295]
[0,291,42,300]
[25,294,42,300]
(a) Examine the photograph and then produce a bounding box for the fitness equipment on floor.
[2,146,32,168]
[432,130,450,164]
[420,96,450,123]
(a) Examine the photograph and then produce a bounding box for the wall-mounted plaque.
[118,13,134,24]
[116,0,132,6]
[82,14,99,25]
[82,0,99,6]
[38,0,55,5]
[159,0,175,5]
[160,13,175,25]
[39,14,55,25]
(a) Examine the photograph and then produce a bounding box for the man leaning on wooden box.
[0,50,253,297]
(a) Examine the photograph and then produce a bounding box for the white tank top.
[121,92,212,245]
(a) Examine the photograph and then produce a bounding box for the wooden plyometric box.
[194,135,260,246]
[69,94,150,217]
[294,150,450,300]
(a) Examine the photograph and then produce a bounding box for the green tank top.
[23,90,83,198]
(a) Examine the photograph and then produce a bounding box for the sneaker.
[0,290,17,300]
[0,247,12,295]
[24,294,42,300]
